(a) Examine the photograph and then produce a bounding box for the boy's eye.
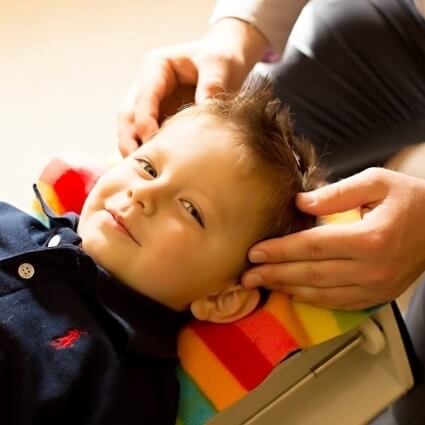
[136,158,157,178]
[181,200,204,227]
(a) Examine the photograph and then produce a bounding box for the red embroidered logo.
[50,329,88,350]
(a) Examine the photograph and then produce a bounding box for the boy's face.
[78,113,271,312]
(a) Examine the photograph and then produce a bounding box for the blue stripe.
[176,366,216,425]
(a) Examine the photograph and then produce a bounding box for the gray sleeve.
[210,0,310,55]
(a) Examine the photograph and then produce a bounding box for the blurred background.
[0,0,214,209]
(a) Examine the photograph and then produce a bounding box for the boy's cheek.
[153,229,204,267]
[142,242,199,283]
[81,184,105,213]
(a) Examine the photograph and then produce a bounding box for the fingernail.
[243,273,263,288]
[249,251,266,263]
[141,119,159,141]
[299,192,315,205]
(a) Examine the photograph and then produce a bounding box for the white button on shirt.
[48,234,61,247]
[18,263,35,279]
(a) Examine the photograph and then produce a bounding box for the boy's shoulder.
[0,199,80,260]
[0,201,49,253]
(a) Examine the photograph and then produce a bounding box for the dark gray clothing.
[272,0,425,179]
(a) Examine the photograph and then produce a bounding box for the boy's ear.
[190,284,261,323]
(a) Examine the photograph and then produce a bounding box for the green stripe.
[176,367,217,425]
[30,211,50,228]
[333,303,385,333]
[365,304,384,315]
[332,309,368,333]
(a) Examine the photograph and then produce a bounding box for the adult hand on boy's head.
[242,168,425,310]
[118,18,269,156]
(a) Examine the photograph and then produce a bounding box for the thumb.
[296,168,388,216]
[195,59,231,104]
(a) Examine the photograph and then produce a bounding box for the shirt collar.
[96,268,187,359]
[33,184,81,244]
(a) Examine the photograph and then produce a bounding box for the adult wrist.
[208,17,271,66]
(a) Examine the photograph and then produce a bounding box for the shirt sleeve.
[210,0,310,55]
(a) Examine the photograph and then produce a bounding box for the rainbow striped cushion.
[176,293,378,424]
[32,156,376,425]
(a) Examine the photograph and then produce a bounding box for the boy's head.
[78,78,323,323]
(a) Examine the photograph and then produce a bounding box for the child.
[0,78,322,425]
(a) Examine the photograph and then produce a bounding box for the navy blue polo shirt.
[0,189,185,425]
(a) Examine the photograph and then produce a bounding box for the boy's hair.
[196,77,325,240]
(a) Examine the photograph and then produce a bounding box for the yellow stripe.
[264,293,311,347]
[34,181,65,215]
[178,327,246,411]
[293,302,341,345]
[320,209,361,225]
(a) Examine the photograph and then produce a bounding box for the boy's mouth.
[105,209,141,246]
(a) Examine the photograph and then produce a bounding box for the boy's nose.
[126,188,156,215]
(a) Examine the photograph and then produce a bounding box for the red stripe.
[53,168,90,214]
[235,310,300,365]
[191,321,273,390]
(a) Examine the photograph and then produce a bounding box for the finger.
[195,57,232,103]
[278,285,370,309]
[117,112,141,157]
[134,113,159,142]
[296,168,389,216]
[119,135,140,157]
[248,223,364,263]
[133,58,178,141]
[242,259,366,292]
[136,55,199,139]
[134,90,164,142]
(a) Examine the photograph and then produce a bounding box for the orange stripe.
[264,293,311,347]
[178,326,246,411]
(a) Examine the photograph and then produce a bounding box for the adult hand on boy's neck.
[242,168,425,310]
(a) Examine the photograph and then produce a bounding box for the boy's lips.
[106,209,140,245]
